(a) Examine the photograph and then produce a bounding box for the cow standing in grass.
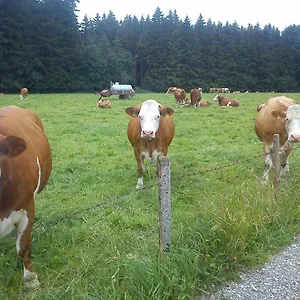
[173,88,187,106]
[0,106,52,289]
[20,88,28,100]
[125,100,175,190]
[190,88,202,107]
[255,96,300,183]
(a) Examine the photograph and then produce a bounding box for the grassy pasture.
[0,92,300,299]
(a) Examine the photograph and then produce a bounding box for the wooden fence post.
[273,134,280,199]
[158,156,171,252]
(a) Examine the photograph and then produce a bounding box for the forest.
[1,0,300,93]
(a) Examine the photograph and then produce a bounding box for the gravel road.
[199,235,300,300]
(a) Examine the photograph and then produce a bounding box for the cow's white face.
[138,100,161,140]
[213,95,219,101]
[285,105,300,142]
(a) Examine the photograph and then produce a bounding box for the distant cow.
[190,88,202,107]
[20,88,28,100]
[199,99,211,107]
[173,88,187,106]
[255,96,300,183]
[125,99,175,190]
[165,87,177,94]
[100,89,111,97]
[213,95,239,107]
[96,97,112,108]
[0,106,52,289]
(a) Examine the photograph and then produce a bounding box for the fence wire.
[4,144,300,239]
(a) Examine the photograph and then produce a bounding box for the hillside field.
[1,92,300,299]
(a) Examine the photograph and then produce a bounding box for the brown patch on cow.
[0,105,52,289]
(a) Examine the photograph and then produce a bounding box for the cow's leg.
[263,144,273,183]
[134,149,144,190]
[17,204,40,290]
[280,144,292,175]
[226,101,231,106]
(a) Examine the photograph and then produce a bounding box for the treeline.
[1,0,300,93]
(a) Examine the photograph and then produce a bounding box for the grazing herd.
[1,88,300,290]
[165,87,238,108]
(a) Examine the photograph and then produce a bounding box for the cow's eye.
[156,115,160,119]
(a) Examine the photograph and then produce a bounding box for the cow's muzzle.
[289,134,300,142]
[141,130,154,140]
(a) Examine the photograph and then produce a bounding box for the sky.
[76,0,299,31]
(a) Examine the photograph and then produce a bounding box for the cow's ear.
[0,136,26,157]
[125,107,139,117]
[271,110,286,120]
[160,106,174,117]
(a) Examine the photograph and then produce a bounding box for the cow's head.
[0,135,26,158]
[213,95,219,101]
[125,99,174,140]
[272,104,300,142]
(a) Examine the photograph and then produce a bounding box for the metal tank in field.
[100,82,135,99]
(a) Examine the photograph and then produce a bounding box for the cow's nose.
[142,130,153,137]
[290,134,300,142]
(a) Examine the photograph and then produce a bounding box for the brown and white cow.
[96,97,112,108]
[125,99,175,190]
[255,96,300,183]
[173,88,187,106]
[190,88,202,107]
[20,88,28,100]
[0,106,52,289]
[165,87,177,94]
[199,99,211,107]
[213,95,239,107]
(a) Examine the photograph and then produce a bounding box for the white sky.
[76,0,299,31]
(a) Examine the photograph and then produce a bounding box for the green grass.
[1,92,300,299]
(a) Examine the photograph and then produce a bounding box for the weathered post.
[273,134,280,199]
[158,156,171,252]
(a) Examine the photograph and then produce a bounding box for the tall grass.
[0,92,300,299]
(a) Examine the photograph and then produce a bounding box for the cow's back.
[255,96,296,144]
[0,106,52,199]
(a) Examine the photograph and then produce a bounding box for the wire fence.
[5,139,300,240]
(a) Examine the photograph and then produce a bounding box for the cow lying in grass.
[213,95,239,107]
[96,97,112,108]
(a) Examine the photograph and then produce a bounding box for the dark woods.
[1,0,300,93]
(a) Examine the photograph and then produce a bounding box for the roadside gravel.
[199,235,300,300]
